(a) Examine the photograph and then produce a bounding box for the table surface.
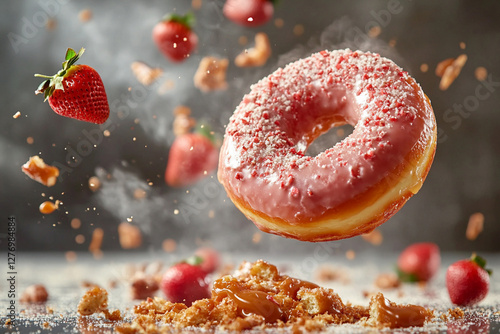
[1,251,499,333]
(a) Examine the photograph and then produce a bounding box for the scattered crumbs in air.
[75,234,85,244]
[474,66,488,81]
[71,218,82,229]
[192,0,202,10]
[388,38,397,47]
[361,229,383,246]
[459,41,466,49]
[274,18,284,28]
[13,111,21,119]
[88,176,101,192]
[162,239,177,252]
[252,232,262,244]
[420,63,429,73]
[103,129,110,137]
[27,137,34,144]
[89,228,104,259]
[46,18,57,31]
[368,25,381,38]
[133,188,147,199]
[345,250,356,260]
[293,24,304,36]
[466,212,484,241]
[78,9,92,22]
[238,35,248,46]
[208,210,215,218]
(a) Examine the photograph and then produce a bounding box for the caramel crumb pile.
[115,260,433,333]
[193,56,229,92]
[21,155,59,187]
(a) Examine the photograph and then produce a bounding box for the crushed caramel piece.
[39,200,59,214]
[13,111,21,119]
[173,106,196,136]
[20,284,49,303]
[235,32,271,67]
[22,156,59,187]
[439,54,468,91]
[194,56,229,92]
[435,57,455,77]
[374,273,400,290]
[118,222,142,249]
[131,61,163,86]
[78,287,108,315]
[466,212,484,240]
[88,176,101,192]
[362,229,383,245]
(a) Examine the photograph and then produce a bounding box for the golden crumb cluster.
[115,260,433,333]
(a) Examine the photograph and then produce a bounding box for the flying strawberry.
[35,48,109,124]
[446,254,491,306]
[223,0,275,27]
[152,13,198,62]
[165,128,218,187]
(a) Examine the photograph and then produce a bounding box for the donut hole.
[305,124,354,157]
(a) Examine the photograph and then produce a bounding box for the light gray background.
[1,0,499,254]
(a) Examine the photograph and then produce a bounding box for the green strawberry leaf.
[471,253,492,276]
[163,12,195,29]
[396,266,419,283]
[184,255,203,266]
[65,48,76,61]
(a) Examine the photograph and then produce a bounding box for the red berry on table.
[223,0,274,27]
[152,13,198,62]
[35,48,110,124]
[194,247,221,274]
[446,253,491,306]
[160,261,210,306]
[396,242,440,282]
[165,131,218,187]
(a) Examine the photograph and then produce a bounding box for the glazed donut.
[218,49,436,242]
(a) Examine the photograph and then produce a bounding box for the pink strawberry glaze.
[218,49,435,228]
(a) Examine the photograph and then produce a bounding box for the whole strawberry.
[165,130,218,187]
[160,258,210,306]
[152,13,198,62]
[446,254,491,306]
[223,0,275,27]
[397,242,441,282]
[35,48,109,124]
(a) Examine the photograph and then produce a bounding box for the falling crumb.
[439,54,468,91]
[88,176,101,192]
[103,129,111,137]
[459,42,466,49]
[346,250,356,260]
[192,0,202,10]
[252,232,262,244]
[368,25,382,38]
[238,35,249,45]
[336,128,345,138]
[193,56,229,92]
[13,111,21,119]
[374,273,400,290]
[466,212,484,241]
[435,58,455,77]
[162,239,177,253]
[420,63,429,73]
[22,156,59,187]
[71,218,82,229]
[158,79,175,95]
[133,188,147,199]
[118,222,142,249]
[474,66,488,81]
[274,18,284,28]
[27,136,34,144]
[388,38,397,47]
[361,229,383,246]
[293,24,304,36]
[208,210,215,218]
[65,251,77,262]
[173,106,196,136]
[235,32,271,68]
[46,18,57,30]
[75,234,86,244]
[89,228,104,258]
[78,9,92,22]
[39,200,59,215]
[131,61,163,86]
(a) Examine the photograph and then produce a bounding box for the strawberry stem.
[471,253,492,276]
[162,12,195,29]
[34,47,85,101]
